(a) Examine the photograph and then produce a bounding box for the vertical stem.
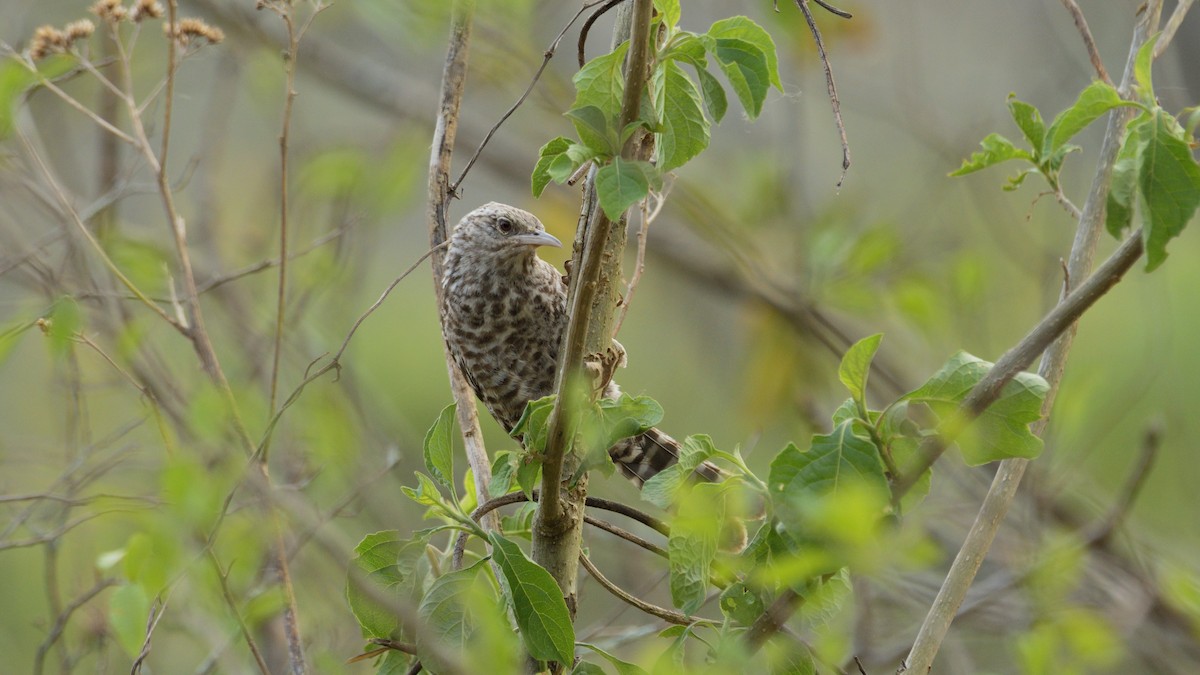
[533,0,654,629]
[269,12,300,413]
[900,3,1161,672]
[425,0,496,531]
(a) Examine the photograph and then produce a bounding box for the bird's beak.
[510,231,562,248]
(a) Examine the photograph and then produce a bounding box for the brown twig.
[744,587,804,653]
[579,554,718,626]
[577,0,631,68]
[208,550,271,675]
[450,0,608,193]
[1083,423,1160,546]
[1059,0,1112,85]
[793,0,851,188]
[613,183,670,336]
[1155,0,1195,59]
[583,514,667,558]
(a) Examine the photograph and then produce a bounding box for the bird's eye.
[497,217,514,234]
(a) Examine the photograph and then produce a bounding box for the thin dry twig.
[578,0,630,68]
[450,0,608,193]
[208,550,271,675]
[793,0,851,188]
[1154,0,1194,59]
[579,554,717,626]
[1059,0,1113,85]
[1083,423,1160,546]
[613,182,670,336]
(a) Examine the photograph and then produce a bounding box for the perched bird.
[441,202,719,485]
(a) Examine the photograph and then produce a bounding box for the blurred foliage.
[0,0,1198,674]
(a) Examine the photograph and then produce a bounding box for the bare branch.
[793,0,851,188]
[1059,0,1113,85]
[579,554,717,626]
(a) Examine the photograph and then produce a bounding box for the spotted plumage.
[441,202,717,485]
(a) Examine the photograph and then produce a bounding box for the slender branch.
[613,183,670,335]
[580,554,717,626]
[793,0,851,188]
[424,0,498,539]
[541,0,653,530]
[577,0,630,68]
[1154,0,1194,59]
[744,588,804,654]
[32,578,116,675]
[583,514,666,558]
[208,550,271,675]
[1083,422,1160,546]
[28,71,137,145]
[196,228,346,295]
[269,6,301,413]
[1059,0,1112,85]
[900,4,1162,671]
[450,0,607,193]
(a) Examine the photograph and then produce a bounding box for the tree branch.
[899,3,1163,671]
[579,554,718,626]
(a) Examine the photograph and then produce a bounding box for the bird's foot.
[584,339,627,396]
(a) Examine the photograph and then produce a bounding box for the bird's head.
[448,203,562,269]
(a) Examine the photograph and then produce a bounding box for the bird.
[440,202,719,486]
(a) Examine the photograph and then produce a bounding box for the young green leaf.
[1139,108,1200,271]
[579,394,665,477]
[640,434,718,508]
[108,584,152,657]
[487,533,576,665]
[1107,112,1154,238]
[424,403,457,491]
[1133,33,1160,104]
[346,530,430,640]
[669,482,725,615]
[533,136,574,197]
[1041,81,1134,158]
[566,104,618,157]
[574,41,630,119]
[905,351,1049,464]
[652,60,710,172]
[653,0,680,31]
[416,559,490,666]
[693,65,728,123]
[0,60,36,140]
[595,157,660,220]
[768,421,888,502]
[719,580,767,625]
[837,333,882,408]
[512,395,557,452]
[1007,95,1045,151]
[578,642,652,675]
[516,452,542,501]
[707,16,782,92]
[706,37,772,118]
[489,450,518,498]
[949,133,1033,176]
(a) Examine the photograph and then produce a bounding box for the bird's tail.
[609,427,723,487]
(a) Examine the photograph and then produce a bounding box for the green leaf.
[768,422,888,503]
[1007,95,1045,151]
[566,104,618,156]
[574,41,630,119]
[416,558,491,667]
[1042,81,1133,157]
[1106,112,1152,238]
[515,452,542,501]
[533,136,573,197]
[573,663,607,675]
[512,395,557,452]
[578,394,664,478]
[0,60,37,140]
[1134,33,1160,103]
[949,133,1033,176]
[424,403,456,492]
[669,482,725,615]
[905,351,1050,464]
[108,584,151,657]
[1138,108,1200,271]
[401,472,446,508]
[653,0,680,30]
[837,333,882,408]
[719,581,767,625]
[578,642,651,675]
[707,36,772,118]
[595,157,659,220]
[693,65,728,123]
[653,60,710,172]
[640,434,718,508]
[489,451,518,498]
[487,533,575,665]
[346,530,430,640]
[707,16,782,91]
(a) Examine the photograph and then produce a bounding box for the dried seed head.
[29,25,67,60]
[90,0,127,22]
[132,0,164,22]
[65,19,96,42]
[165,18,225,46]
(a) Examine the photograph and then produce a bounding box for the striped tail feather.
[609,426,723,487]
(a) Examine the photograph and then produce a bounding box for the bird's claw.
[584,339,627,396]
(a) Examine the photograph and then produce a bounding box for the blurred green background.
[1,0,1199,672]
